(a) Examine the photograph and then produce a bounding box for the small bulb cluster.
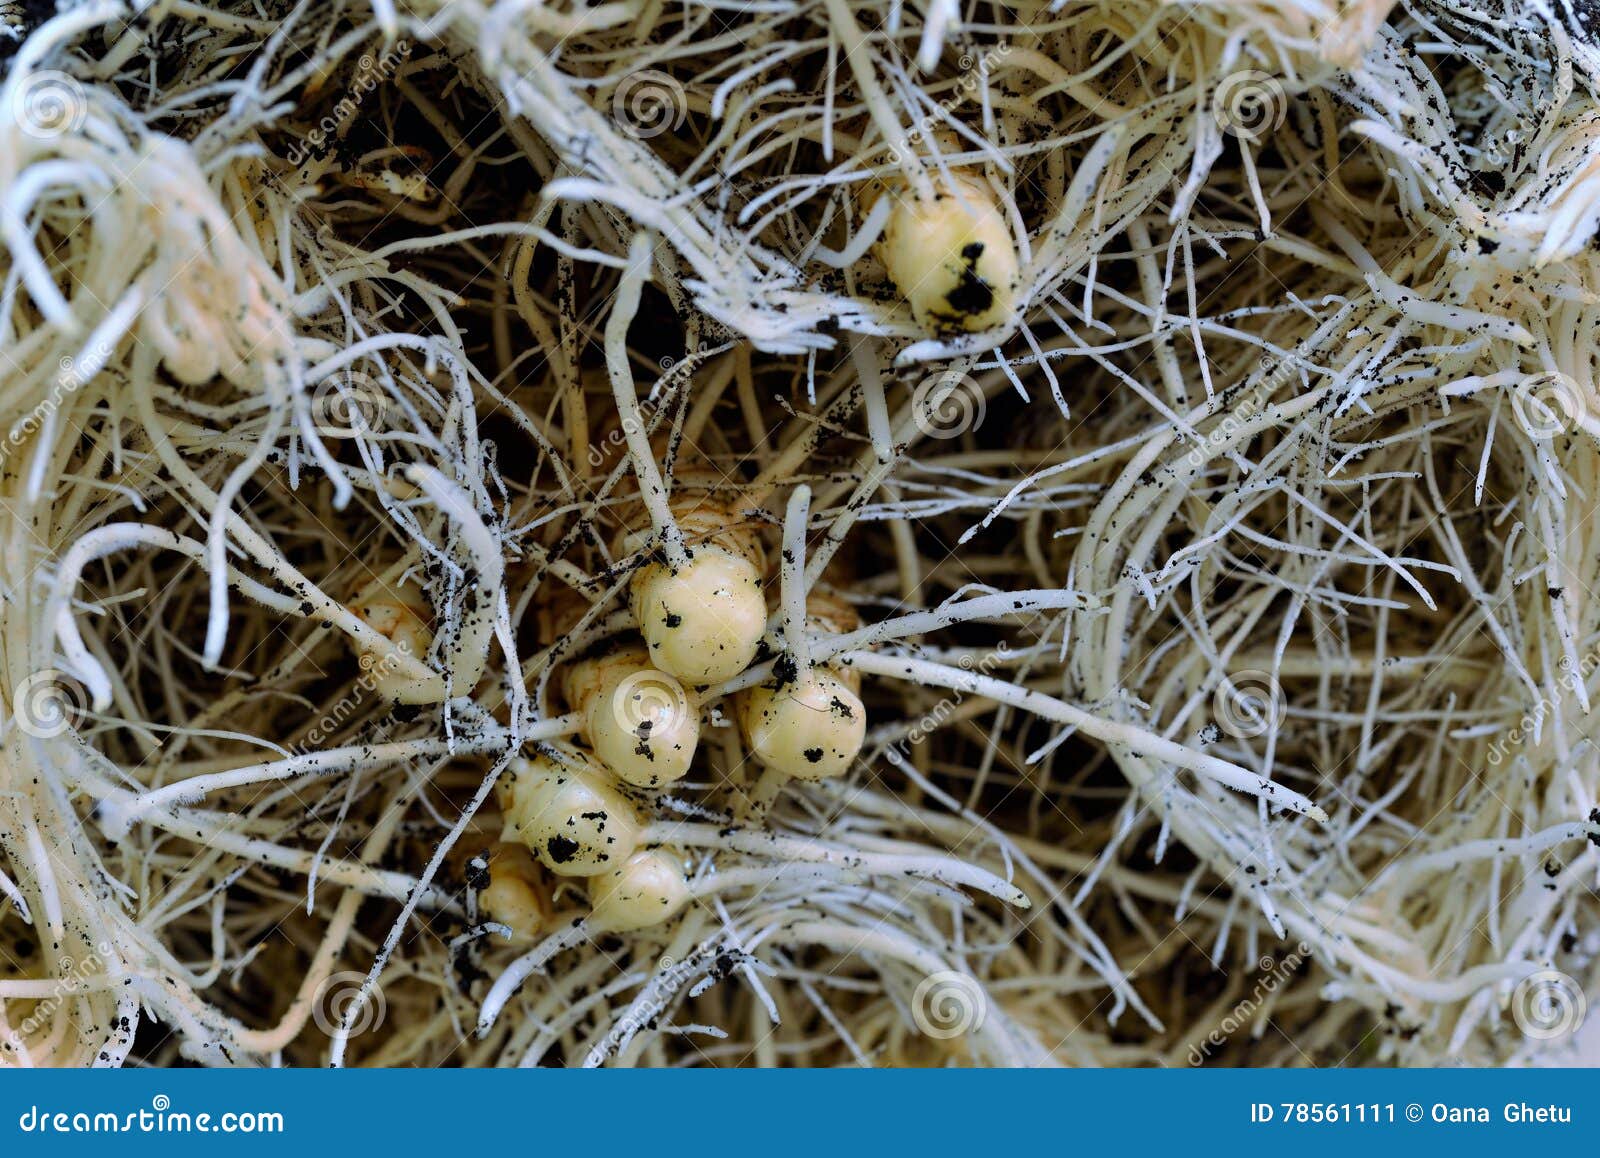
[877,170,1019,335]
[497,744,691,932]
[486,496,876,938]
[624,499,767,686]
[736,590,866,782]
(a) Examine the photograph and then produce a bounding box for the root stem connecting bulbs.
[15,0,1584,1070]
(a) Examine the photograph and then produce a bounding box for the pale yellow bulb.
[568,646,700,789]
[737,668,866,780]
[587,850,691,933]
[500,746,643,876]
[630,547,766,685]
[879,173,1018,335]
[477,842,552,941]
[350,578,437,704]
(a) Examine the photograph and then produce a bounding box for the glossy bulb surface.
[500,747,643,877]
[738,668,866,781]
[880,174,1018,335]
[631,547,766,685]
[587,850,691,933]
[573,648,699,789]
